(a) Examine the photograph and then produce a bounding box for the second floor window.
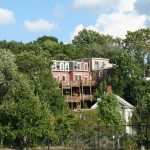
[75,75,82,81]
[62,75,66,81]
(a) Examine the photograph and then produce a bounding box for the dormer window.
[77,64,80,70]
[60,63,64,70]
[74,63,77,69]
[66,64,69,70]
[56,62,60,70]
[81,63,84,70]
[85,64,88,70]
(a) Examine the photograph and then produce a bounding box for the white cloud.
[71,0,150,40]
[70,24,84,40]
[0,8,15,25]
[72,0,119,10]
[118,0,136,13]
[95,12,147,38]
[24,19,58,32]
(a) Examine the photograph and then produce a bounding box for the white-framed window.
[65,64,69,70]
[60,63,64,70]
[81,63,84,70]
[56,62,60,70]
[75,75,82,81]
[74,62,77,69]
[94,61,99,69]
[77,64,80,70]
[85,64,88,70]
[99,70,103,77]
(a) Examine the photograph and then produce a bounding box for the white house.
[91,94,134,134]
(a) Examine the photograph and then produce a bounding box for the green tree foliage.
[98,93,124,125]
[123,28,150,74]
[108,52,142,104]
[34,35,59,44]
[0,49,52,149]
[72,29,103,48]
[72,29,124,60]
[74,111,99,144]
[97,93,124,137]
[16,50,65,115]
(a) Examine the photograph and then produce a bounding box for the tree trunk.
[22,136,27,150]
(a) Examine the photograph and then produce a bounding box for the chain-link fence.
[32,124,149,150]
[1,124,150,149]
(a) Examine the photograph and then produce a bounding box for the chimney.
[107,85,112,93]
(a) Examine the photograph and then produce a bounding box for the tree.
[123,28,150,75]
[72,29,124,60]
[0,49,52,149]
[98,93,124,125]
[16,50,66,116]
[97,93,124,137]
[108,52,142,104]
[131,93,150,146]
[72,29,103,48]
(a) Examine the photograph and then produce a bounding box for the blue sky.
[0,0,150,43]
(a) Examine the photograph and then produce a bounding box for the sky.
[0,0,150,43]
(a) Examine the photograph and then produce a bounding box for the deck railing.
[60,80,96,87]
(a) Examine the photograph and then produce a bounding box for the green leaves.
[0,49,52,147]
[98,93,123,125]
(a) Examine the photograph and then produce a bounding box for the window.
[60,63,64,70]
[77,64,80,70]
[81,63,84,70]
[95,61,99,65]
[99,70,103,77]
[94,61,99,69]
[79,75,82,80]
[62,75,66,81]
[74,63,77,69]
[56,62,60,70]
[66,64,69,70]
[85,64,88,70]
[75,75,82,80]
[75,75,78,81]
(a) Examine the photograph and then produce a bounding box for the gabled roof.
[114,95,134,109]
[91,94,134,110]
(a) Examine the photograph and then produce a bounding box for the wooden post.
[82,81,83,103]
[71,81,73,110]
[90,80,92,101]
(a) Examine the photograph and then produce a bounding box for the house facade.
[51,58,114,109]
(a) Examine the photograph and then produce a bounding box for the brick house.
[51,58,114,110]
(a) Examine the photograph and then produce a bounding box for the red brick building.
[51,58,114,110]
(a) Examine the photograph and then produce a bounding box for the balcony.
[60,80,96,87]
[65,95,80,102]
[71,81,81,87]
[62,81,71,87]
[81,80,96,86]
[81,94,94,101]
